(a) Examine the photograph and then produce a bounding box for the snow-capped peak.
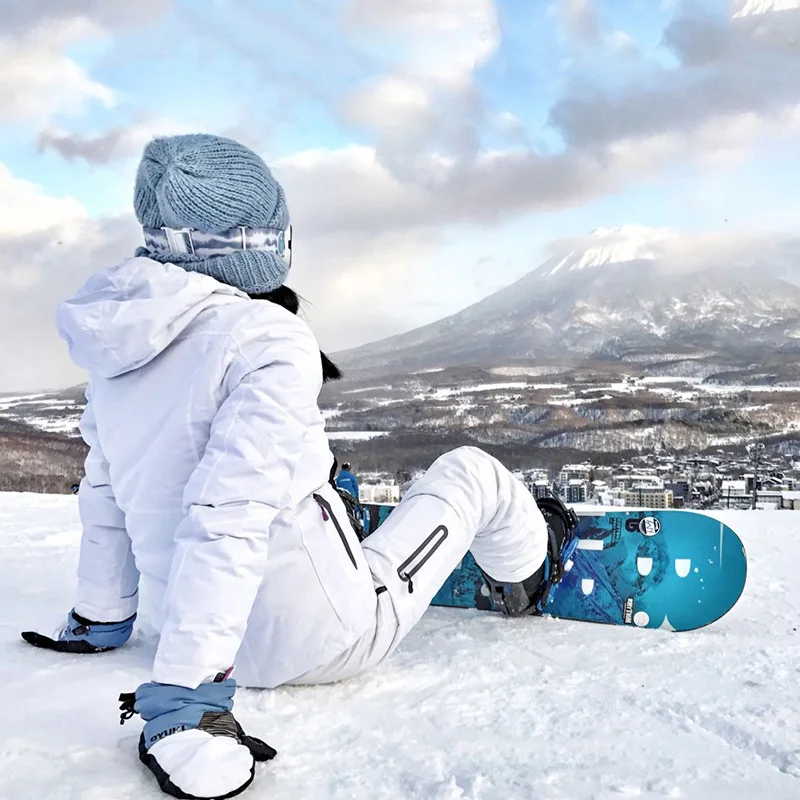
[544,226,677,277]
[733,0,800,19]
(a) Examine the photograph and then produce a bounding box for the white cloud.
[0,163,144,390]
[274,95,800,243]
[323,0,800,246]
[275,145,426,235]
[40,0,800,242]
[346,0,500,80]
[344,77,431,132]
[550,3,800,152]
[0,164,86,236]
[605,30,638,55]
[292,229,446,354]
[0,219,141,391]
[341,0,500,182]
[0,0,176,124]
[347,0,500,87]
[559,0,599,42]
[0,23,114,123]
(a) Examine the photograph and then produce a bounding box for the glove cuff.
[126,679,238,751]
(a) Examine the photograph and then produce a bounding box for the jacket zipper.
[313,494,358,570]
[397,525,449,594]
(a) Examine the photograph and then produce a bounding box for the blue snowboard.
[361,504,747,631]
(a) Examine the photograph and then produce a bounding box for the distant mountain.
[334,227,800,375]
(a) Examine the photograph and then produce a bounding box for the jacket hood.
[57,257,247,378]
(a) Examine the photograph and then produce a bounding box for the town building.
[558,463,593,485]
[565,479,588,504]
[360,483,400,504]
[623,487,674,508]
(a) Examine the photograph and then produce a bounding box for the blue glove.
[119,677,276,799]
[21,608,136,653]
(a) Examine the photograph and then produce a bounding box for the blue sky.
[1,0,800,390]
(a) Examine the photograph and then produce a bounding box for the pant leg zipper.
[397,525,448,594]
[313,494,358,569]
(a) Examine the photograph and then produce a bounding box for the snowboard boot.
[21,608,136,653]
[481,494,580,617]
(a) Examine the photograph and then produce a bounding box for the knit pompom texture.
[133,134,291,294]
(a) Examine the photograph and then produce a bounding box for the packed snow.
[3,493,800,799]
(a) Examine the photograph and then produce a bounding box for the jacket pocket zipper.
[313,494,358,570]
[397,525,449,594]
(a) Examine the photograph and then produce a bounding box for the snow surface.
[3,493,800,800]
[22,416,81,434]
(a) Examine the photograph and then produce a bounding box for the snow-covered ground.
[3,376,799,443]
[326,431,387,440]
[0,393,83,435]
[3,494,799,799]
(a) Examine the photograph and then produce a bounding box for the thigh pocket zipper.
[397,525,449,594]
[313,494,358,570]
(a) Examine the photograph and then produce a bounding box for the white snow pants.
[291,446,548,685]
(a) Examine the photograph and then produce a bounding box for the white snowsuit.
[57,258,548,690]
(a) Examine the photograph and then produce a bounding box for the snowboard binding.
[481,494,580,617]
[335,485,367,541]
[328,456,367,541]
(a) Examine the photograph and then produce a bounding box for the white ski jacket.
[57,258,377,689]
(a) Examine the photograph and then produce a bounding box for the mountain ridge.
[333,228,800,375]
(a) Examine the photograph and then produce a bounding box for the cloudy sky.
[1,0,800,391]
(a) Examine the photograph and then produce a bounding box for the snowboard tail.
[361,504,747,632]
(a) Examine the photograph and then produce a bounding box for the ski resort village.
[332,448,800,512]
[2,1,800,799]
[351,443,800,512]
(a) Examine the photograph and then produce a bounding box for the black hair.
[249,285,342,383]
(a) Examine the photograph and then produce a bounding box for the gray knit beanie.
[133,134,290,293]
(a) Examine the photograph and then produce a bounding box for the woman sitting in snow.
[22,134,576,800]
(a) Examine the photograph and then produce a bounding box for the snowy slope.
[3,493,800,800]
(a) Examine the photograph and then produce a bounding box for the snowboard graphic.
[361,504,747,631]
